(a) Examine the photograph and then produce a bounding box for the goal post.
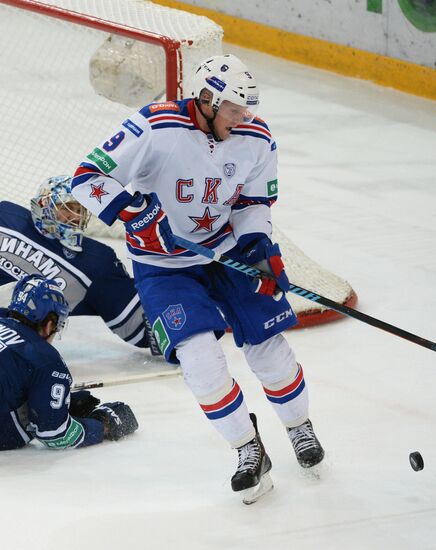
[1,0,183,100]
[0,0,357,328]
[0,0,223,207]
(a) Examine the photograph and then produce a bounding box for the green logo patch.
[43,418,83,449]
[87,147,118,174]
[152,317,170,354]
[267,179,278,197]
[367,0,436,31]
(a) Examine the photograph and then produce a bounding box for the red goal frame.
[0,0,184,100]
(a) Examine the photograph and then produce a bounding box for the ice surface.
[1,42,436,550]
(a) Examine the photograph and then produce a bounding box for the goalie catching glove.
[119,192,176,254]
[89,402,139,441]
[239,236,289,301]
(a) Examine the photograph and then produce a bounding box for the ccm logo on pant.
[263,308,293,329]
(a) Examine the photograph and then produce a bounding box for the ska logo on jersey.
[224,163,236,178]
[89,182,109,203]
[163,304,186,331]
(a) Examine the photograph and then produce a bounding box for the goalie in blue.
[0,175,160,355]
[0,275,138,450]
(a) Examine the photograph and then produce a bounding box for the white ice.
[1,44,436,550]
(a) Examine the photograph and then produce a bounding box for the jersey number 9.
[50,383,66,409]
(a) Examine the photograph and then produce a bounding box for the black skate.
[231,413,273,504]
[287,419,325,468]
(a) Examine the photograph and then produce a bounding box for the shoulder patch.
[149,102,180,113]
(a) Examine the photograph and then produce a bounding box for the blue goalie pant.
[133,247,298,363]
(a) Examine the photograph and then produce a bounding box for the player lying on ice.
[71,53,324,503]
[0,274,138,450]
[0,176,161,355]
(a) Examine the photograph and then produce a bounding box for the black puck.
[409,451,424,471]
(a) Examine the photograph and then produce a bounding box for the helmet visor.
[216,100,258,126]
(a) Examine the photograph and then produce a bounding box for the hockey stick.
[173,235,436,352]
[73,367,182,390]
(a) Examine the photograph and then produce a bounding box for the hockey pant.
[175,331,308,448]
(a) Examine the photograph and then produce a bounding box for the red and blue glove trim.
[239,235,289,300]
[119,192,176,254]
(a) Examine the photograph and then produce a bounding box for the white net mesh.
[38,0,224,102]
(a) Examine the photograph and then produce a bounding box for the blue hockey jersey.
[0,202,146,347]
[0,316,103,450]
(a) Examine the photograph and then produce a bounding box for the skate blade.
[242,473,274,505]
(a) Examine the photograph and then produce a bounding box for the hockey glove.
[240,236,289,301]
[89,402,139,441]
[119,192,176,254]
[69,390,101,418]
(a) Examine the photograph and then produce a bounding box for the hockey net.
[0,0,357,327]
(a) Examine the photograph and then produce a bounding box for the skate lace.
[236,439,261,474]
[288,421,317,454]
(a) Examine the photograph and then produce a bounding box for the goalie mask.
[31,175,91,252]
[191,54,260,140]
[8,275,70,334]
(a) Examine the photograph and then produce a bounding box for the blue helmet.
[8,275,70,332]
[30,175,91,252]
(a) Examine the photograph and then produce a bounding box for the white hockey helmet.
[191,54,259,124]
[30,175,91,252]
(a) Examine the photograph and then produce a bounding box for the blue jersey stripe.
[232,195,275,211]
[251,118,270,131]
[231,130,271,142]
[99,190,133,226]
[150,122,196,131]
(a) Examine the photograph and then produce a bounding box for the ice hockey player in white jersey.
[71,54,324,503]
[0,175,160,355]
[0,274,138,450]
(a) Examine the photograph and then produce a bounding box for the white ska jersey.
[72,98,278,268]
